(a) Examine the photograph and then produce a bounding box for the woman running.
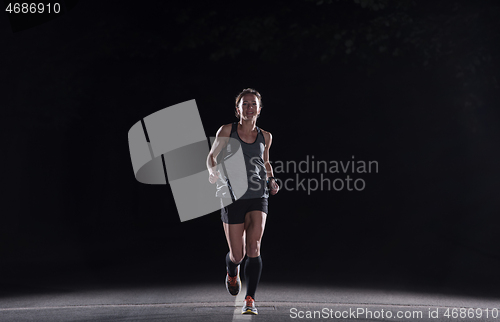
[206,88,279,315]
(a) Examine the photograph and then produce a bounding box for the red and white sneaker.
[225,266,240,296]
[242,295,258,315]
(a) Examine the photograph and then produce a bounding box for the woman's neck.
[238,118,256,132]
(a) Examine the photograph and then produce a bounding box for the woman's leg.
[243,210,267,300]
[223,222,246,271]
[224,222,246,296]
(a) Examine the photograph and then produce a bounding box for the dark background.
[1,0,500,296]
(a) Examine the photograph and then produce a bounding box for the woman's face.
[236,94,261,120]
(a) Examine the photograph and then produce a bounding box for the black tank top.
[216,122,269,199]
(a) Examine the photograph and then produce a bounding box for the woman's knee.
[230,251,246,264]
[246,241,261,258]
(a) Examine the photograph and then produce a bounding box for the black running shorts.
[221,198,268,224]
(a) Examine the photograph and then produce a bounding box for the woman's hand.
[208,169,220,184]
[269,179,279,195]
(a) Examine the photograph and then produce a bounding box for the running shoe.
[242,295,258,315]
[225,266,240,296]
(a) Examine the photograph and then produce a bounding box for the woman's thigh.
[244,211,267,257]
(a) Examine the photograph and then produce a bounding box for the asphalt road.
[1,265,499,322]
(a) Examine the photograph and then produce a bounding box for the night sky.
[1,0,500,296]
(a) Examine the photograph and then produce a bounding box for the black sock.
[226,252,240,277]
[244,255,262,300]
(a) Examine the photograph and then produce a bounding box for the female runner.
[206,88,279,315]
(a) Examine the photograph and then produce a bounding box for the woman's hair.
[234,88,263,118]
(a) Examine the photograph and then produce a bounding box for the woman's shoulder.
[217,123,234,137]
[259,128,272,144]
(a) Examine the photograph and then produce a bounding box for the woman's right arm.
[207,124,231,184]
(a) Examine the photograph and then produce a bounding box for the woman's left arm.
[263,131,279,195]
